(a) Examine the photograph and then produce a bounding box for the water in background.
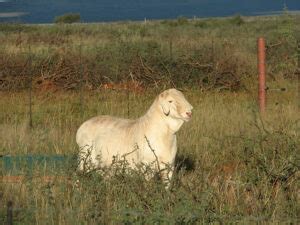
[0,0,299,23]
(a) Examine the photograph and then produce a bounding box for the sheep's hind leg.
[78,144,98,172]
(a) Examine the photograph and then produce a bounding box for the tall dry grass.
[0,85,299,223]
[0,14,299,91]
[0,13,299,224]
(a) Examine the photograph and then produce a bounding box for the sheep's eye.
[168,100,173,103]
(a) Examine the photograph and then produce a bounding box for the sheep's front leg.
[159,162,174,189]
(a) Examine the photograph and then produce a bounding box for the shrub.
[54,13,81,24]
[177,16,189,25]
[230,14,245,26]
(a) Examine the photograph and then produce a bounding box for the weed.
[1,15,298,91]
[0,88,299,223]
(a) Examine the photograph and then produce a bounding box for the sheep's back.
[77,115,135,142]
[76,115,141,163]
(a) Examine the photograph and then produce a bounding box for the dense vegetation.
[54,13,81,24]
[0,15,299,91]
[0,89,299,224]
[0,15,299,224]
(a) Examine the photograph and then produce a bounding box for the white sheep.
[76,88,193,185]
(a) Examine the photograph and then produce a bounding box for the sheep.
[76,88,193,186]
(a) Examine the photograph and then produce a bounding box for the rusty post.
[258,37,266,113]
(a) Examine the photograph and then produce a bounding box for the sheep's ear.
[159,91,170,116]
[159,90,169,99]
[161,101,170,116]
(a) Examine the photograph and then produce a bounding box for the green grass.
[0,14,299,224]
[0,87,299,224]
[0,14,299,90]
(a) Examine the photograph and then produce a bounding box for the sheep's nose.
[186,112,192,118]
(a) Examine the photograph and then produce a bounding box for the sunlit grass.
[0,15,299,90]
[0,13,299,223]
[0,86,299,223]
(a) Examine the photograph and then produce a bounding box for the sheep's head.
[158,89,193,122]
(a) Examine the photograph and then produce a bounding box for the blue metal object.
[0,155,77,176]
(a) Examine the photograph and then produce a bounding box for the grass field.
[0,87,299,224]
[0,14,299,224]
[0,14,299,91]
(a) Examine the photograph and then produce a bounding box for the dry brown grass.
[0,85,299,223]
[0,14,299,224]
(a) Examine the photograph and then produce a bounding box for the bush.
[177,16,189,25]
[230,14,245,26]
[54,13,81,24]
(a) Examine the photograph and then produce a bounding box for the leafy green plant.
[229,14,245,26]
[54,13,81,24]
